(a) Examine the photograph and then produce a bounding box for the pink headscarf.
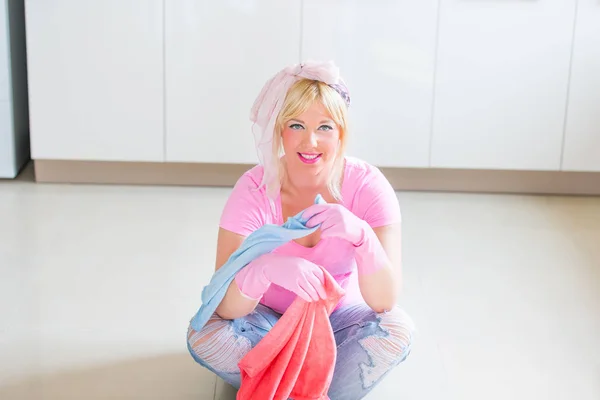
[250,60,350,193]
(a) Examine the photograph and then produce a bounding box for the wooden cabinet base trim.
[33,160,600,196]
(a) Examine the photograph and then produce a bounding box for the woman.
[187,61,415,399]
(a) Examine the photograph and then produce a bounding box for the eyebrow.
[290,119,334,124]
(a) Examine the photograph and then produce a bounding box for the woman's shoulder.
[228,163,274,210]
[236,164,266,188]
[343,156,389,187]
[220,164,274,236]
[342,156,401,226]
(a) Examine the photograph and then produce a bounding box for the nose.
[303,130,318,147]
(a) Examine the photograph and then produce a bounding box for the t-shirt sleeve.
[353,165,401,228]
[219,171,268,237]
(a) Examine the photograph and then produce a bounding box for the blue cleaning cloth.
[189,194,326,332]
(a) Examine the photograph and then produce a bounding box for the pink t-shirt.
[219,156,401,314]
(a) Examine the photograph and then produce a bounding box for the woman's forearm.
[358,265,398,313]
[355,224,402,313]
[215,280,260,320]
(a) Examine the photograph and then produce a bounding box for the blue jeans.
[187,302,415,400]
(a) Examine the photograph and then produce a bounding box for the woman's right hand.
[263,256,327,302]
[235,253,327,302]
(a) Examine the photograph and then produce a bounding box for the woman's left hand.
[302,204,368,246]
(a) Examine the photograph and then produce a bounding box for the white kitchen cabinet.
[26,0,164,162]
[0,0,30,178]
[302,0,439,168]
[562,0,600,172]
[431,0,576,170]
[165,1,301,164]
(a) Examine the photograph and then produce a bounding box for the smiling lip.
[298,152,322,164]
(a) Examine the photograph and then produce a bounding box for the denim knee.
[373,307,416,362]
[187,314,253,374]
[187,305,280,373]
[350,306,415,389]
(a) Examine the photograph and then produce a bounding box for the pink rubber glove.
[302,203,390,275]
[235,252,327,302]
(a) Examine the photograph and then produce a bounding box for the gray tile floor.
[1,166,599,399]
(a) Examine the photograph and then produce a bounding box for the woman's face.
[280,101,341,179]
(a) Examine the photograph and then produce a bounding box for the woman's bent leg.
[186,304,280,389]
[328,303,416,400]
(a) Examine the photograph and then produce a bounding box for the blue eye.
[289,123,304,130]
[319,125,333,131]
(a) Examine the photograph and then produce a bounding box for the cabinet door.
[0,0,14,177]
[562,0,600,172]
[302,0,439,168]
[431,0,576,170]
[26,0,164,161]
[165,1,301,164]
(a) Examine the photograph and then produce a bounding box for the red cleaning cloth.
[236,266,345,400]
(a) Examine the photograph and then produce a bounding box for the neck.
[281,169,328,200]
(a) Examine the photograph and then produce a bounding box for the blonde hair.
[269,78,349,201]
